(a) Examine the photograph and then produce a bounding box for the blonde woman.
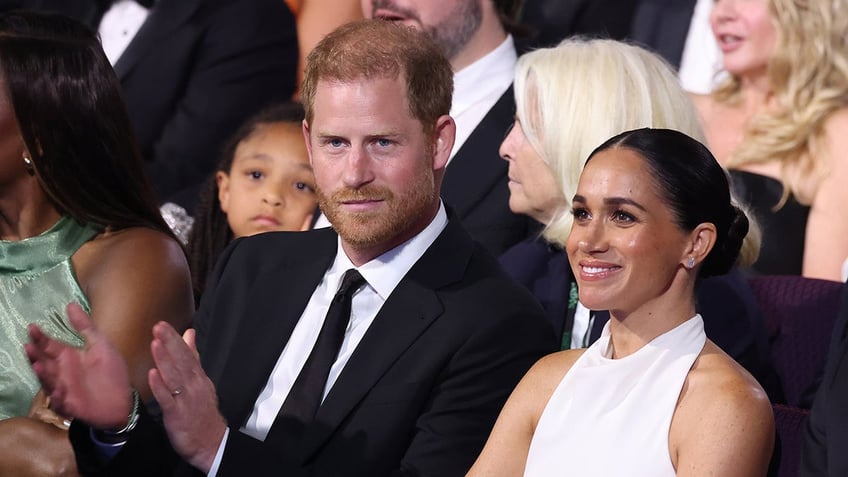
[693,0,848,280]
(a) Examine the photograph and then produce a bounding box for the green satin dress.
[0,216,99,419]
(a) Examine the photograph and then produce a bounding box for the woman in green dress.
[0,11,194,475]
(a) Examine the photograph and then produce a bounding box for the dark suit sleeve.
[69,402,193,477]
[396,305,556,476]
[193,236,245,354]
[147,0,298,205]
[800,283,848,476]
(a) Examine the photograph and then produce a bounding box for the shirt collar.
[330,202,448,300]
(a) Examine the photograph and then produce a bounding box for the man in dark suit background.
[27,19,556,476]
[800,281,848,476]
[359,0,534,256]
[8,0,298,209]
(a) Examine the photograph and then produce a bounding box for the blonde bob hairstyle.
[713,0,848,203]
[515,37,760,265]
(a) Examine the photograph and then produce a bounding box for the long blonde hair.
[713,0,848,203]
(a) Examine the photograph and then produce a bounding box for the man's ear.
[682,222,717,269]
[302,119,314,167]
[431,115,456,171]
[216,171,231,213]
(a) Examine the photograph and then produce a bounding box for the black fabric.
[96,0,154,10]
[627,0,697,68]
[271,269,366,438]
[517,0,638,53]
[800,281,848,476]
[730,170,810,276]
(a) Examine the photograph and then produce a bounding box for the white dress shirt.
[449,35,516,162]
[208,203,449,475]
[98,0,151,66]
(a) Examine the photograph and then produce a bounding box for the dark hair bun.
[700,205,748,278]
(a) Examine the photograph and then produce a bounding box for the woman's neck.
[0,181,61,241]
[736,72,777,114]
[606,282,697,359]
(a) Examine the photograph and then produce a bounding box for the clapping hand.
[147,323,226,473]
[25,303,134,431]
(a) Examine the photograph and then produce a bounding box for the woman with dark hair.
[0,10,193,474]
[469,128,774,476]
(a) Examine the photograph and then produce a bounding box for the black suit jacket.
[16,0,298,208]
[800,282,848,476]
[441,87,534,257]
[499,236,782,398]
[628,0,697,68]
[71,217,557,476]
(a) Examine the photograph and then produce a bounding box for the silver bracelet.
[100,388,140,436]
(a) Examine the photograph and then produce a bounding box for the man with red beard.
[357,0,534,257]
[27,19,556,477]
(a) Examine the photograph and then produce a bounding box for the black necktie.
[273,269,366,432]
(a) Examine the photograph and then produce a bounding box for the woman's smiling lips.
[577,260,622,281]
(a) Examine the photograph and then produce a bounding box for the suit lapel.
[297,218,473,460]
[440,86,514,218]
[112,0,201,79]
[216,235,338,425]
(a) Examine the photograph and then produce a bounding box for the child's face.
[217,122,316,238]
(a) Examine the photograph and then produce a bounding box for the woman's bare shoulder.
[685,341,770,410]
[670,341,774,475]
[527,349,585,386]
[518,349,586,420]
[72,226,192,312]
[74,227,186,282]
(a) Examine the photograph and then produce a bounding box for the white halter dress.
[523,314,706,477]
